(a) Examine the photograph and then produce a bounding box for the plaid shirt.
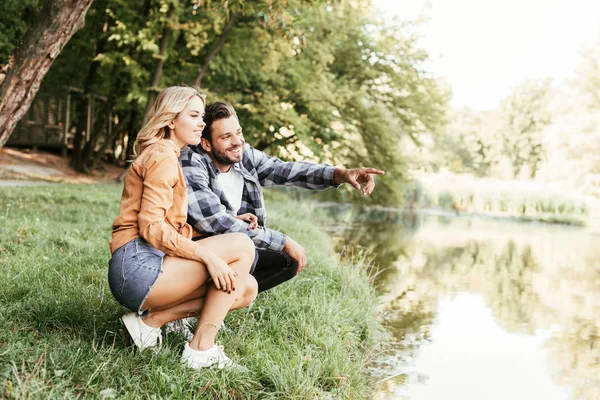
[179,144,337,251]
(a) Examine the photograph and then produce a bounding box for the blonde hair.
[134,86,206,157]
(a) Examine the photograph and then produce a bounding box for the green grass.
[0,184,385,399]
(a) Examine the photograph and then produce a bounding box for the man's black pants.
[251,248,298,293]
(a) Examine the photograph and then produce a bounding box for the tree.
[4,0,449,206]
[496,79,552,179]
[427,80,552,180]
[424,107,501,176]
[200,2,448,204]
[573,44,600,110]
[541,42,600,195]
[0,0,95,149]
[144,0,179,117]
[0,0,40,62]
[42,0,321,172]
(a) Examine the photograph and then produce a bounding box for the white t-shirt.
[217,167,244,213]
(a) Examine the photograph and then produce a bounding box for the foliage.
[3,0,448,205]
[0,184,385,399]
[418,79,552,180]
[0,0,41,63]
[495,79,552,178]
[541,41,600,197]
[573,44,600,111]
[181,1,449,204]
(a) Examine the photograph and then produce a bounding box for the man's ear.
[200,137,211,152]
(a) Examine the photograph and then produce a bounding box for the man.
[177,101,384,294]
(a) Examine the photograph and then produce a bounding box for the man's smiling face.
[202,115,244,171]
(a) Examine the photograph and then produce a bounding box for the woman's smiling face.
[169,96,206,147]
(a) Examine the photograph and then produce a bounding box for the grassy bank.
[412,173,592,226]
[0,184,384,399]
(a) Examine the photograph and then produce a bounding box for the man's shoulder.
[242,143,254,158]
[179,145,198,161]
[241,143,269,168]
[179,146,213,188]
[179,146,208,168]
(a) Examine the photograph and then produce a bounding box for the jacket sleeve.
[248,145,339,190]
[183,152,287,251]
[137,154,199,259]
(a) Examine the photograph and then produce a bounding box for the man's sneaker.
[121,312,162,352]
[165,317,196,341]
[180,342,235,370]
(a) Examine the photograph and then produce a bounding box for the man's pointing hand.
[333,167,385,196]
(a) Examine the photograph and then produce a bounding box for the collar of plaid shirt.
[193,145,266,224]
[197,147,260,184]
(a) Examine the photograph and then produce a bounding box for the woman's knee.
[238,275,258,307]
[245,275,258,301]
[230,233,255,261]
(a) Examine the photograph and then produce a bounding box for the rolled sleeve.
[137,154,198,259]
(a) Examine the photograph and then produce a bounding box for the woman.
[108,86,258,370]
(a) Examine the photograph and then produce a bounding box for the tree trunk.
[194,13,236,88]
[144,3,178,118]
[71,93,90,171]
[71,0,111,172]
[115,108,140,182]
[0,0,95,149]
[123,107,139,162]
[79,100,110,171]
[94,109,133,168]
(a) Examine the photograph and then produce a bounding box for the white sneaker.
[165,317,196,341]
[180,342,235,370]
[166,319,230,341]
[121,312,162,352]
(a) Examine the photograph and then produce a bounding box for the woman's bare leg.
[140,233,256,350]
[190,273,258,349]
[143,276,258,327]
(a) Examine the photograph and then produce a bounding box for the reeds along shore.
[0,184,385,399]
[411,174,591,226]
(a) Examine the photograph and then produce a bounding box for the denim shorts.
[108,237,165,315]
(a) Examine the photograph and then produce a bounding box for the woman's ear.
[168,121,175,130]
[200,137,211,152]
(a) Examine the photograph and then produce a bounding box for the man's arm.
[182,152,287,251]
[248,146,385,195]
[248,146,338,190]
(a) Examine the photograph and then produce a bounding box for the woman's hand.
[236,213,259,230]
[206,254,237,292]
[195,248,237,292]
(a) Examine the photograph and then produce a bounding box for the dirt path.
[0,147,124,185]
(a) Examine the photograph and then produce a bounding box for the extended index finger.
[362,168,385,175]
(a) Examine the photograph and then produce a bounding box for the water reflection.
[331,210,600,400]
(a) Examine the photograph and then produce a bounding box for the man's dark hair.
[202,101,238,143]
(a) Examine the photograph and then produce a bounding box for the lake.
[329,208,600,400]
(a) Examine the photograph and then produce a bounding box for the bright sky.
[372,0,600,110]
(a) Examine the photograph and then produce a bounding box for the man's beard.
[212,145,242,166]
